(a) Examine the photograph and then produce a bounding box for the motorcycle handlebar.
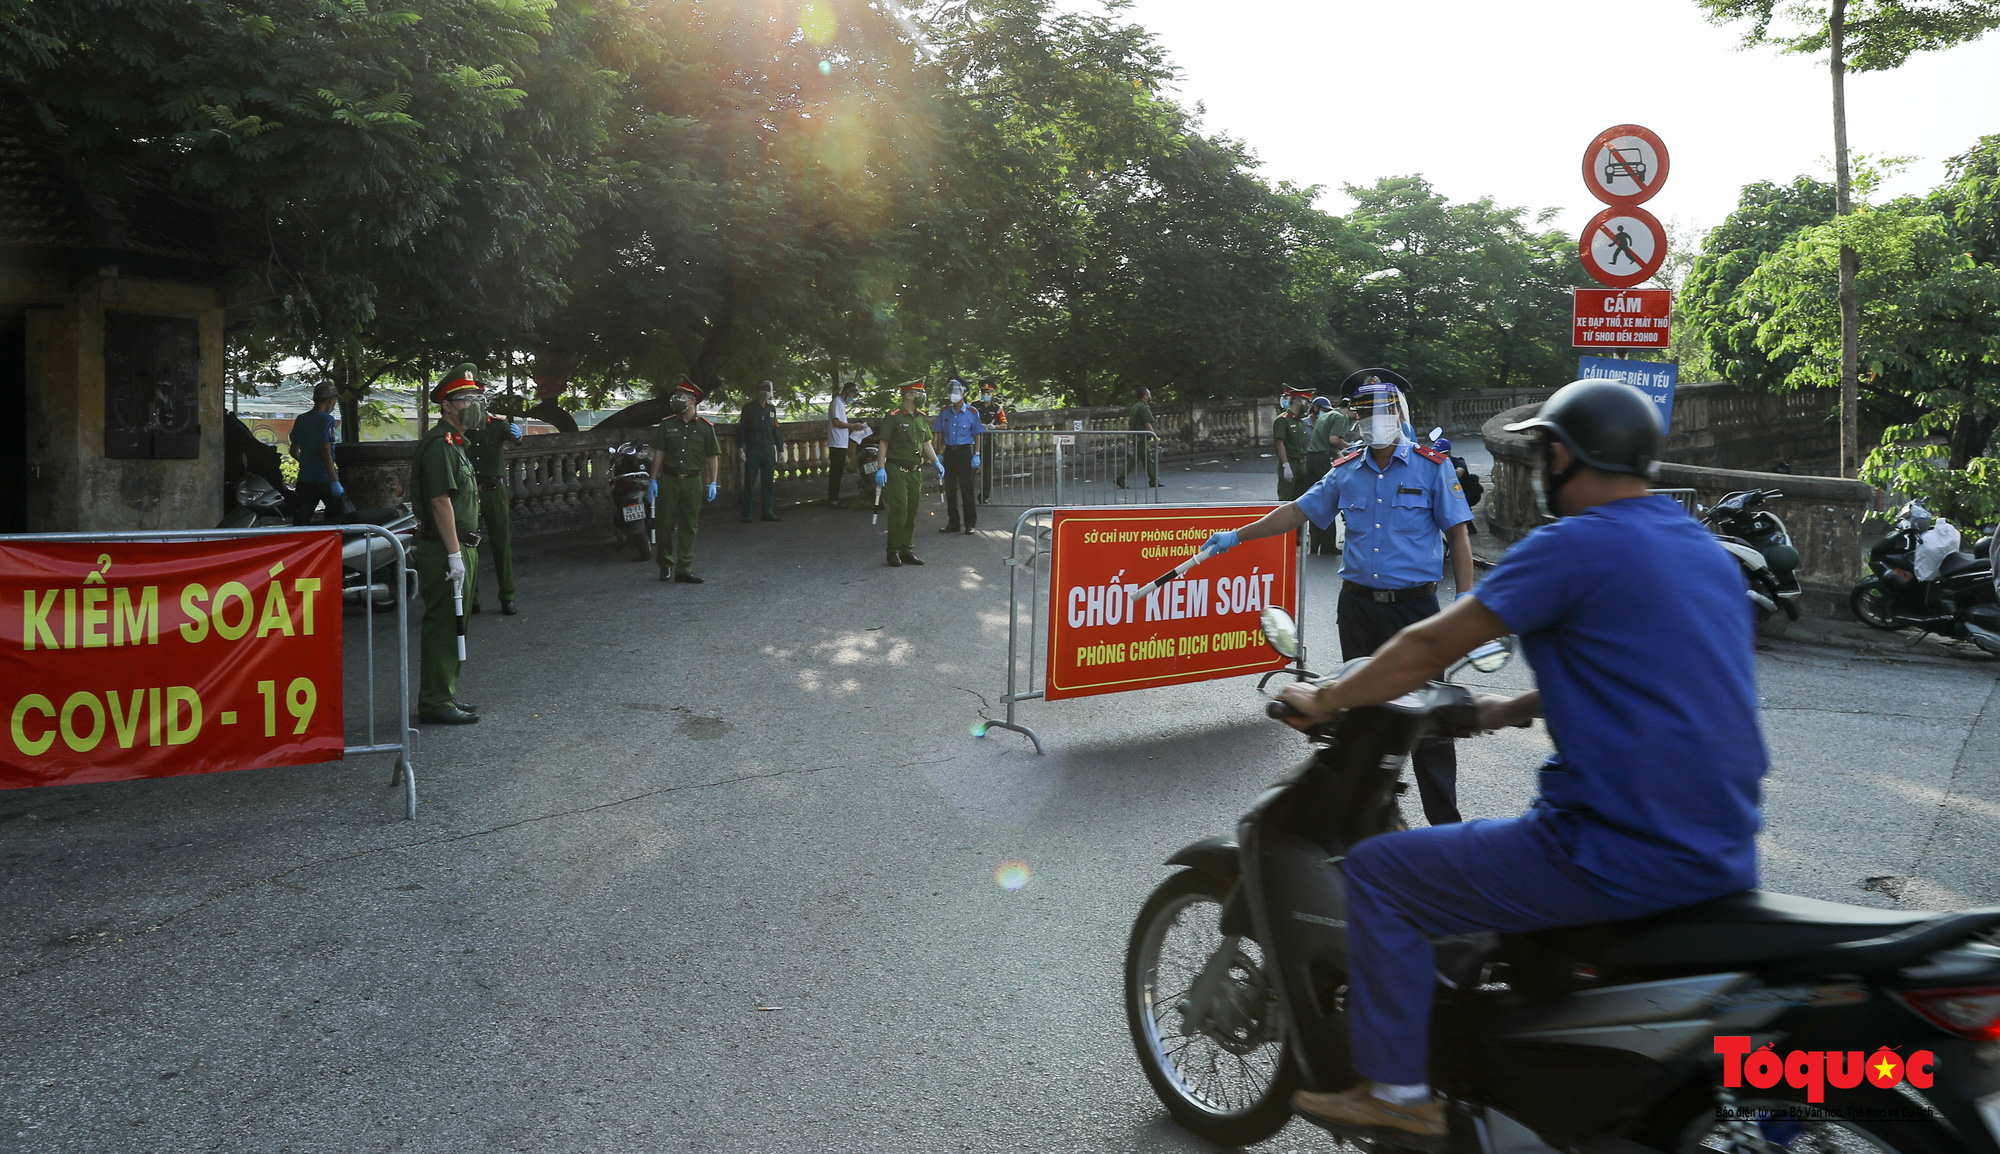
[1265,699,1300,721]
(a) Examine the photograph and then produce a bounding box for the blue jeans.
[1343,811,1683,1086]
[741,443,778,518]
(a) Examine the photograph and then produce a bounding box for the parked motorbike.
[1850,501,2000,655]
[339,508,419,611]
[217,472,295,529]
[1125,607,2000,1151]
[609,441,654,562]
[1700,489,1802,622]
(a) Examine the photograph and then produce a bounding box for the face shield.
[1353,383,1410,448]
[666,392,690,416]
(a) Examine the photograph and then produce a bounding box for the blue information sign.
[1578,356,1677,432]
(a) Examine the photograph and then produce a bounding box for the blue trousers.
[1343,812,1682,1086]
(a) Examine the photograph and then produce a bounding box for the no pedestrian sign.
[1573,288,1671,349]
[1579,205,1666,290]
[1582,124,1669,206]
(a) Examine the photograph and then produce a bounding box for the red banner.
[1573,287,1671,349]
[1045,506,1296,700]
[2,534,345,789]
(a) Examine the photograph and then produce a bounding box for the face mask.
[666,395,689,416]
[1365,409,1401,446]
[459,401,487,425]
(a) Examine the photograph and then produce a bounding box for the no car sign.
[1582,124,1669,207]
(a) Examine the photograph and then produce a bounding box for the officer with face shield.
[1202,368,1473,825]
[412,367,489,725]
[647,380,722,582]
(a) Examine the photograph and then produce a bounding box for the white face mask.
[1364,406,1403,447]
[949,387,965,403]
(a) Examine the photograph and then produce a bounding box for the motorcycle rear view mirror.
[1428,426,1444,443]
[1259,607,1300,659]
[1463,636,1515,675]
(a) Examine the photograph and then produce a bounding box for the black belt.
[477,475,503,489]
[1342,581,1436,604]
[419,525,484,548]
[663,470,700,478]
[890,462,921,472]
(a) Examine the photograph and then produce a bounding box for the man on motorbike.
[1251,380,1767,1144]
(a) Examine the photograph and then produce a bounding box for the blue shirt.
[932,403,987,446]
[1295,442,1472,589]
[1473,495,1767,902]
[291,408,337,483]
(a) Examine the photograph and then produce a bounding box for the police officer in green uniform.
[461,380,524,614]
[1304,395,1354,555]
[646,380,722,583]
[879,380,940,567]
[1115,386,1158,488]
[1274,386,1312,501]
[412,370,487,725]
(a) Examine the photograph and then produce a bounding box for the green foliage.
[1678,177,1837,386]
[1697,0,2000,72]
[1861,442,2000,526]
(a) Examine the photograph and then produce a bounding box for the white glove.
[1281,463,1294,483]
[446,551,466,586]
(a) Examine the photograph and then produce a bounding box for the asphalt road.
[5,457,1997,1153]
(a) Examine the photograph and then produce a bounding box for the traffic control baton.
[451,574,467,660]
[872,478,883,525]
[1145,544,1219,592]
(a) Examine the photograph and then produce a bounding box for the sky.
[1059,0,2000,244]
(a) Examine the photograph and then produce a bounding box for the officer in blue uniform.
[1208,368,1473,824]
[931,378,988,533]
[1258,380,1767,1145]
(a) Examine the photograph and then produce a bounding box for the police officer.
[878,380,939,566]
[647,380,722,583]
[738,379,782,523]
[1302,395,1352,555]
[1205,368,1473,826]
[1115,386,1157,489]
[932,378,986,534]
[1273,386,1312,501]
[461,380,524,615]
[412,369,488,725]
[1261,381,1765,1143]
[973,379,1006,502]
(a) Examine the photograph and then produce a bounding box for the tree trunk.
[1831,0,1862,477]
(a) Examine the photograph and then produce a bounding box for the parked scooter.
[1125,606,2000,1150]
[608,441,654,562]
[339,508,419,611]
[1700,488,1801,622]
[1849,501,2000,654]
[218,472,295,528]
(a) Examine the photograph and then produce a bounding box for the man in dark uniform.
[412,369,488,725]
[879,380,939,566]
[973,379,1006,503]
[290,384,350,524]
[1115,386,1157,489]
[647,380,722,583]
[1273,386,1312,501]
[1204,368,1474,825]
[460,370,524,615]
[738,380,782,522]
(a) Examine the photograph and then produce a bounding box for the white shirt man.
[826,383,868,506]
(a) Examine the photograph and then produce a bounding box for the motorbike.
[339,508,419,611]
[1125,607,2000,1152]
[1700,489,1802,622]
[608,441,655,562]
[218,472,295,529]
[1850,502,2000,655]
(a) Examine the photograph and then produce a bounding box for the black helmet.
[1504,379,1660,478]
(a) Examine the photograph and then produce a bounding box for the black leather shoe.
[500,600,518,615]
[963,527,976,535]
[886,553,903,567]
[674,572,704,584]
[761,514,781,522]
[900,553,925,566]
[940,524,961,533]
[453,700,479,712]
[419,707,479,725]
[658,569,675,582]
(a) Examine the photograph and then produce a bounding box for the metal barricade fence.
[1653,488,1699,515]
[0,525,420,818]
[980,430,1162,508]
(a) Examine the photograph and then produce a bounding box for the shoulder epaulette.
[696,416,715,425]
[1414,444,1448,464]
[1332,448,1364,467]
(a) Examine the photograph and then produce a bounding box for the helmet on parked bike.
[1503,379,1660,478]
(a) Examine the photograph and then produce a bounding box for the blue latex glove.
[1202,529,1240,555]
[935,460,946,480]
[876,468,888,486]
[328,480,345,497]
[648,479,659,502]
[971,453,981,469]
[705,482,718,503]
[508,422,523,440]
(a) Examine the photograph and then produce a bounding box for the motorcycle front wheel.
[1125,869,1298,1146]
[1849,577,1901,632]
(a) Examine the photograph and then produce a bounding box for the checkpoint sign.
[1579,205,1665,290]
[1582,124,1669,206]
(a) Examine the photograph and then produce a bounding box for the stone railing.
[1481,384,1878,617]
[1410,389,1560,437]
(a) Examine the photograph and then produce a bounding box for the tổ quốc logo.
[1714,1036,1934,1104]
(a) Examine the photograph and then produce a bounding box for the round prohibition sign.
[1579,205,1666,289]
[1582,123,1669,207]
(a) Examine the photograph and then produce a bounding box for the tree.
[1698,0,2000,476]
[1677,176,1838,386]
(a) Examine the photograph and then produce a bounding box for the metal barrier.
[980,506,1307,755]
[1653,488,1699,514]
[0,525,419,817]
[979,430,1162,508]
